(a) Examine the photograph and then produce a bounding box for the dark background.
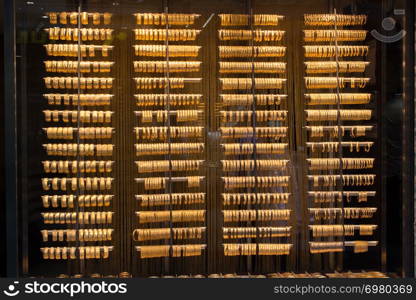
[1,0,6,278]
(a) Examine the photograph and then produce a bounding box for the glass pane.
[11,0,413,278]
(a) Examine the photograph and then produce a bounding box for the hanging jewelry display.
[42,11,115,261]
[132,12,206,259]
[31,6,393,278]
[303,12,377,256]
[218,12,292,258]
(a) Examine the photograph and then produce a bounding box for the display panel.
[302,12,378,270]
[6,0,415,278]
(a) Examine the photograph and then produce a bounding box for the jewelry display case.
[3,0,415,278]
